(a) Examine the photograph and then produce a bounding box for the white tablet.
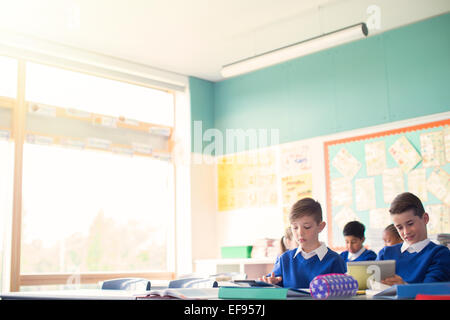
[347,260,396,290]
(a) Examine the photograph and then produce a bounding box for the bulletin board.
[324,119,450,251]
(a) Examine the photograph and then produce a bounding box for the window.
[0,56,17,98]
[0,56,179,290]
[22,144,174,273]
[0,55,16,292]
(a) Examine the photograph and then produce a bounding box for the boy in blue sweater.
[377,192,450,284]
[259,198,346,288]
[340,221,377,263]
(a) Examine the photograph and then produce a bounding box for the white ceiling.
[0,0,449,82]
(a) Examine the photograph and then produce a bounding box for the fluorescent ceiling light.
[221,23,368,78]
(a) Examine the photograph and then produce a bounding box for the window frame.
[4,57,178,291]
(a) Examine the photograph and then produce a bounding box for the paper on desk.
[365,279,391,296]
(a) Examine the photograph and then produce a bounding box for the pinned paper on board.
[217,150,278,212]
[355,178,376,211]
[420,130,445,167]
[407,168,428,202]
[332,148,361,179]
[281,173,312,207]
[426,204,450,235]
[279,142,311,176]
[369,208,391,230]
[331,177,352,207]
[426,168,450,205]
[334,207,359,230]
[382,167,404,204]
[365,140,386,176]
[388,136,422,173]
[444,126,450,163]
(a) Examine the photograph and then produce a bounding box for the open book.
[135,288,220,300]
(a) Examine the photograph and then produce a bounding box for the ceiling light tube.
[221,23,368,78]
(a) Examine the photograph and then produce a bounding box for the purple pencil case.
[309,273,358,299]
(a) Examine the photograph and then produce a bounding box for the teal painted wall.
[189,77,215,153]
[190,13,450,153]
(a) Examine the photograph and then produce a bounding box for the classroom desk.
[0,289,391,300]
[0,289,139,300]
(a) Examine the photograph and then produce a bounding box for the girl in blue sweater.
[377,192,450,284]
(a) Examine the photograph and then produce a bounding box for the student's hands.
[381,274,405,286]
[259,272,282,285]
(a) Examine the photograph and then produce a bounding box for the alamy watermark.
[192,121,279,165]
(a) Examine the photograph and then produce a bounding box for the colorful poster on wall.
[281,173,312,207]
[334,206,359,230]
[426,204,450,235]
[355,177,376,211]
[332,148,361,179]
[407,168,428,202]
[420,130,445,167]
[365,140,386,176]
[382,167,404,204]
[445,127,450,163]
[330,177,352,207]
[217,149,278,212]
[426,167,450,205]
[280,142,311,177]
[388,135,422,173]
[369,208,391,230]
[281,173,313,228]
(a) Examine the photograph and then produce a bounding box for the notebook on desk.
[373,282,450,299]
[218,286,310,300]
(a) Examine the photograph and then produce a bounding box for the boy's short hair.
[343,221,365,239]
[289,198,322,224]
[389,192,425,218]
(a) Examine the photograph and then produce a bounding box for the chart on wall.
[324,119,450,251]
[217,141,313,229]
[217,148,278,212]
[279,141,312,228]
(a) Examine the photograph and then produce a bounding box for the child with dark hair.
[259,198,345,288]
[340,221,376,263]
[382,223,403,247]
[377,192,450,284]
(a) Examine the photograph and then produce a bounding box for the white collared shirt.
[293,242,328,261]
[348,247,366,261]
[401,238,431,253]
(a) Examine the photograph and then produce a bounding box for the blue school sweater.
[377,241,450,283]
[271,248,346,288]
[340,249,377,263]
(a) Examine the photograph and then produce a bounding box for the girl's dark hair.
[384,223,402,241]
[343,221,365,239]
